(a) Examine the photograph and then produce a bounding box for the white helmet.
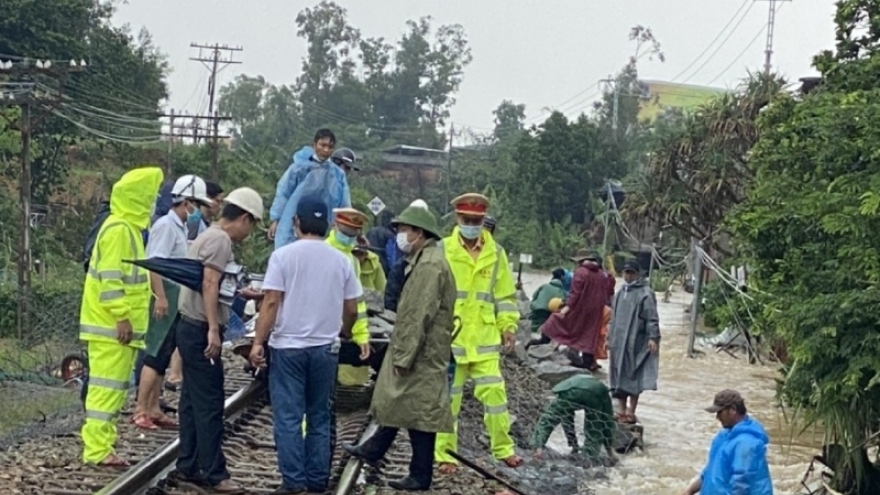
[409,199,429,210]
[172,174,213,205]
[224,187,264,220]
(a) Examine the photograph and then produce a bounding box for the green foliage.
[0,278,82,341]
[623,73,786,256]
[728,5,880,486]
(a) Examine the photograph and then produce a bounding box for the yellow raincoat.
[435,226,519,464]
[79,166,163,464]
[358,250,386,292]
[326,230,370,386]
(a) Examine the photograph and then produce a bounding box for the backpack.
[82,201,150,273]
[82,202,112,273]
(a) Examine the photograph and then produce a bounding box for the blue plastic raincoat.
[268,146,351,249]
[700,416,773,495]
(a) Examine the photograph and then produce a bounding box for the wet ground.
[518,271,817,495]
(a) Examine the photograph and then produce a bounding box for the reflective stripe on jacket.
[79,167,164,349]
[326,230,369,345]
[443,227,519,363]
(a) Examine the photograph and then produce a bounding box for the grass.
[0,338,82,436]
[0,382,80,436]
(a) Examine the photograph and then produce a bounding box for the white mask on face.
[396,231,414,253]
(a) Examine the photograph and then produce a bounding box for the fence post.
[687,241,704,358]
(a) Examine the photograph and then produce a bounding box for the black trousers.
[359,426,436,487]
[175,318,230,486]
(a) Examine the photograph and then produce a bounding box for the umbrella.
[124,257,204,292]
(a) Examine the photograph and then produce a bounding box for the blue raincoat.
[269,146,351,249]
[701,416,773,495]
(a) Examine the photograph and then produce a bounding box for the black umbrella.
[125,257,204,292]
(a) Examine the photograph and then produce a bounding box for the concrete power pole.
[189,43,242,180]
[599,77,619,136]
[0,58,87,337]
[445,123,455,214]
[757,0,791,75]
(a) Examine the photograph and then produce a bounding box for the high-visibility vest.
[326,230,369,345]
[443,227,519,363]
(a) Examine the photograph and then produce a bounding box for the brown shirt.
[178,225,234,324]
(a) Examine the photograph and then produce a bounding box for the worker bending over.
[435,193,523,472]
[531,374,617,465]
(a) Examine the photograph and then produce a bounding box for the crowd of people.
[77,127,774,494]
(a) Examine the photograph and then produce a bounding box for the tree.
[510,112,608,226]
[623,73,785,256]
[492,100,526,142]
[728,2,880,491]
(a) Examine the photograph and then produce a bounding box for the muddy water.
[518,271,817,495]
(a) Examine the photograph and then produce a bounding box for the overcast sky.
[113,0,837,134]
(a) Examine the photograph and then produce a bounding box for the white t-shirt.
[263,239,363,349]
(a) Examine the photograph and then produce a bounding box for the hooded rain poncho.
[608,277,660,397]
[269,146,351,249]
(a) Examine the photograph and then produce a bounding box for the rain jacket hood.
[269,145,351,249]
[111,167,164,230]
[701,416,773,495]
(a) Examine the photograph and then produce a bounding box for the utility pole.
[688,240,705,358]
[166,108,175,176]
[161,111,231,146]
[0,58,87,338]
[756,0,791,75]
[445,123,455,215]
[189,43,242,181]
[599,76,619,136]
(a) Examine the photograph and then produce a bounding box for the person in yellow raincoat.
[435,193,524,472]
[353,244,387,293]
[327,208,371,379]
[79,166,164,467]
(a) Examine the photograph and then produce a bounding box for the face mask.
[187,204,202,224]
[336,230,357,247]
[396,232,414,254]
[459,224,482,240]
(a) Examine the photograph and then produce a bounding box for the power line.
[671,0,751,82]
[188,42,243,180]
[0,58,87,338]
[681,1,757,84]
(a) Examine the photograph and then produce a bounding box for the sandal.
[502,455,524,468]
[96,454,131,469]
[132,412,159,430]
[438,463,457,475]
[150,413,179,429]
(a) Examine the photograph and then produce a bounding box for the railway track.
[2,354,514,495]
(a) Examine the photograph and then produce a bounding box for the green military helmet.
[392,202,442,239]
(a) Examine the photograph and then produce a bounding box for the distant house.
[373,145,447,196]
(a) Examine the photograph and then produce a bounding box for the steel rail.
[333,421,380,495]
[95,378,266,495]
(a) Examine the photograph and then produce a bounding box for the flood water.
[518,271,818,495]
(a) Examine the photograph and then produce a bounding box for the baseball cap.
[705,389,744,413]
[622,259,641,272]
[296,196,329,221]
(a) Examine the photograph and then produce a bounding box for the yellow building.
[638,80,727,122]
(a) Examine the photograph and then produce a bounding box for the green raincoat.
[529,279,567,333]
[530,374,615,459]
[369,238,456,433]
